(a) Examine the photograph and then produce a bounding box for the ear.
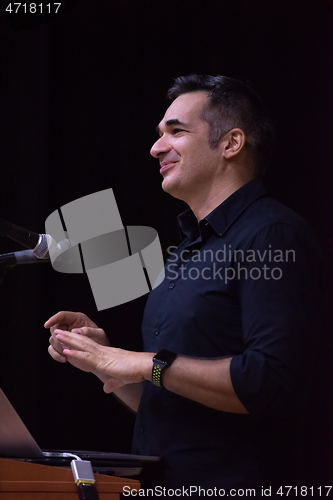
[222,128,246,160]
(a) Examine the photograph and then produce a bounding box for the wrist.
[142,352,155,382]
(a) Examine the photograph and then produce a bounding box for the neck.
[188,172,254,221]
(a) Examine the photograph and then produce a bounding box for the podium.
[0,458,140,499]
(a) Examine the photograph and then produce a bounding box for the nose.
[150,135,171,158]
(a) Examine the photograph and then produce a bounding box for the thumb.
[103,377,126,394]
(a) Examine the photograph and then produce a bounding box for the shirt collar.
[177,178,267,241]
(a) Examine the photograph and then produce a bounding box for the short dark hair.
[167,75,275,176]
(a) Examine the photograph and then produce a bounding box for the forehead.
[161,91,209,126]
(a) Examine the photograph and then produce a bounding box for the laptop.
[0,387,159,476]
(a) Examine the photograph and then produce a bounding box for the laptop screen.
[0,387,159,475]
[0,387,43,458]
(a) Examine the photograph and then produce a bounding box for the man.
[46,75,320,493]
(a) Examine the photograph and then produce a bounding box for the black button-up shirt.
[132,179,321,490]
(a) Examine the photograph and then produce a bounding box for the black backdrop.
[0,0,332,484]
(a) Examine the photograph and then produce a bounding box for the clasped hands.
[45,311,153,393]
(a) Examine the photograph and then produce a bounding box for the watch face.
[155,349,177,364]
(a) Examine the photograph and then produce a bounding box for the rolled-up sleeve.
[230,221,321,418]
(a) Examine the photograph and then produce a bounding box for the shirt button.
[169,282,175,289]
[154,329,160,336]
[140,426,144,433]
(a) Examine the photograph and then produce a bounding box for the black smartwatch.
[152,349,177,387]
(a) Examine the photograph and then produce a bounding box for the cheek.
[189,147,214,171]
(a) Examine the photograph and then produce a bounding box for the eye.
[172,128,184,135]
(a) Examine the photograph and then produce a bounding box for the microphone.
[0,250,50,271]
[0,218,70,267]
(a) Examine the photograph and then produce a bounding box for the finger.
[55,330,100,353]
[103,378,126,393]
[49,333,66,355]
[61,348,97,369]
[48,344,67,363]
[72,327,110,346]
[50,323,69,335]
[44,311,79,329]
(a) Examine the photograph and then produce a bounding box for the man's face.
[150,91,223,202]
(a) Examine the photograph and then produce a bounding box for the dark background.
[0,0,332,484]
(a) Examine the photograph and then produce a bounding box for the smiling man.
[153,90,253,220]
[46,75,321,495]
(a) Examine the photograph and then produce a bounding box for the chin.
[161,177,176,194]
[161,179,186,201]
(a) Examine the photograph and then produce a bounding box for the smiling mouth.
[160,162,177,174]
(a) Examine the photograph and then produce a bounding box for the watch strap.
[152,349,177,387]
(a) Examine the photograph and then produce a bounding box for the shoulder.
[246,195,309,230]
[235,195,317,247]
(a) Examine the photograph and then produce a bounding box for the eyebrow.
[156,119,188,135]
